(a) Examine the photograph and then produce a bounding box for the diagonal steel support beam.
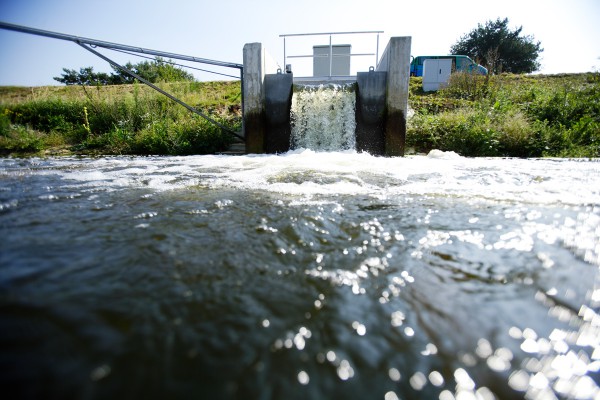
[0,21,243,70]
[78,42,244,141]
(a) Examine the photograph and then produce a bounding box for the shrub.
[408,73,598,158]
[408,108,500,156]
[0,125,44,154]
[7,100,83,133]
[0,81,242,156]
[174,118,236,155]
[0,110,10,136]
[441,71,492,101]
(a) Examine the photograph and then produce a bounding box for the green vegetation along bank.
[0,72,598,157]
[0,81,241,156]
[407,72,599,158]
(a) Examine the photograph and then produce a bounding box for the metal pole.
[0,21,243,70]
[240,68,245,139]
[329,34,333,77]
[283,36,286,72]
[77,43,244,141]
[376,33,380,68]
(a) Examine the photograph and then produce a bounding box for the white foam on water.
[42,152,600,208]
[290,85,356,151]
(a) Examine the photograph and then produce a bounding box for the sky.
[0,0,599,86]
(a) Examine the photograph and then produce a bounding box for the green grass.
[0,80,241,156]
[407,72,600,157]
[1,73,598,157]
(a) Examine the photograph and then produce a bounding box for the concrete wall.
[242,43,279,153]
[243,37,411,156]
[356,70,387,154]
[376,37,411,156]
[264,73,293,153]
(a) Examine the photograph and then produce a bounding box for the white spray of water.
[290,85,356,151]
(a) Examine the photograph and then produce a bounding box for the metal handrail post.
[283,36,286,71]
[376,33,380,68]
[329,35,333,77]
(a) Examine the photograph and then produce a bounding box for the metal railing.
[279,31,383,78]
[0,21,245,140]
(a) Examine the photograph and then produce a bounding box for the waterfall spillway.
[290,85,356,151]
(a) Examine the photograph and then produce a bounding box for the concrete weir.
[242,37,411,156]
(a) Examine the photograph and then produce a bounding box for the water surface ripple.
[1,150,599,400]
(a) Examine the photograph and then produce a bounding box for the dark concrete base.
[264,73,293,153]
[244,111,266,154]
[385,110,406,157]
[356,71,387,155]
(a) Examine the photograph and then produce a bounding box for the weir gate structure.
[242,34,411,156]
[0,23,410,156]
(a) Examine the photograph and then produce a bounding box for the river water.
[1,151,599,400]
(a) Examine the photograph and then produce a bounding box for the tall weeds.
[407,72,599,157]
[0,81,241,155]
[1,75,598,157]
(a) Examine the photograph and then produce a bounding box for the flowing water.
[1,151,599,400]
[290,85,356,151]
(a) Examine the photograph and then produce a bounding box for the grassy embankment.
[0,72,598,157]
[407,72,599,157]
[0,81,242,156]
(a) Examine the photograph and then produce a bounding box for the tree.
[54,58,195,85]
[135,57,195,83]
[54,67,117,85]
[450,18,543,74]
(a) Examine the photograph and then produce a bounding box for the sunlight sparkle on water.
[1,154,599,399]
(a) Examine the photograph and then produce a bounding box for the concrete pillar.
[264,72,293,153]
[356,70,387,154]
[376,37,411,156]
[242,43,278,153]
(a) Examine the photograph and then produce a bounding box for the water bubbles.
[493,230,534,252]
[454,368,476,391]
[388,367,401,382]
[256,217,278,233]
[429,371,444,387]
[486,353,511,372]
[336,359,354,380]
[384,391,400,400]
[421,343,438,356]
[133,211,158,219]
[409,371,427,390]
[351,321,366,336]
[38,194,59,201]
[475,338,493,359]
[272,327,312,352]
[293,335,305,350]
[90,364,111,381]
[0,199,18,212]
[214,199,233,209]
[508,370,530,392]
[391,311,405,327]
[508,326,523,339]
[537,252,555,269]
[326,350,336,363]
[297,370,310,385]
